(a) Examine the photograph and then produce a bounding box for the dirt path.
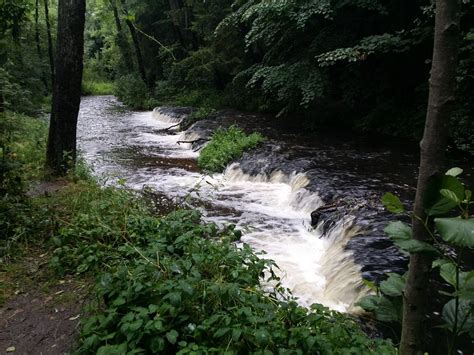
[0,252,91,354]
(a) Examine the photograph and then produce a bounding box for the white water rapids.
[78,96,369,312]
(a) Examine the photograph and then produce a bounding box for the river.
[77,95,471,314]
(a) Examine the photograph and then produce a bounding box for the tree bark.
[399,0,460,354]
[46,0,86,175]
[119,0,148,86]
[35,0,48,91]
[109,0,133,72]
[44,0,55,87]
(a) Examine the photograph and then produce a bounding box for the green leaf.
[384,222,437,254]
[446,167,463,177]
[384,221,411,241]
[232,328,242,341]
[374,297,400,323]
[439,262,457,287]
[395,239,438,254]
[97,343,128,355]
[440,189,461,204]
[381,192,404,214]
[166,330,179,344]
[442,299,474,335]
[356,295,380,312]
[424,175,465,216]
[435,218,474,248]
[380,273,405,297]
[213,327,230,338]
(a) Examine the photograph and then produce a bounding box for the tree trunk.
[46,0,86,175]
[35,0,48,91]
[120,0,148,86]
[44,0,55,87]
[109,0,133,72]
[399,0,461,354]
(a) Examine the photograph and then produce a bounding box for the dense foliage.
[77,0,473,152]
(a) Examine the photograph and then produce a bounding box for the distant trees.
[400,0,461,353]
[46,0,86,175]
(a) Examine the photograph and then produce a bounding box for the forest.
[1,0,473,354]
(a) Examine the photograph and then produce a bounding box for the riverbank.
[0,110,395,352]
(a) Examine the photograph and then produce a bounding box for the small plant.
[357,168,474,352]
[81,80,115,96]
[198,126,264,172]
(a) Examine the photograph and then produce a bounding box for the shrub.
[198,126,264,172]
[77,210,395,354]
[114,74,150,109]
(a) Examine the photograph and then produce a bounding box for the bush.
[114,74,151,109]
[77,210,395,354]
[198,126,264,172]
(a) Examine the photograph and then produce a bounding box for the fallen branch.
[176,138,209,145]
[157,121,182,132]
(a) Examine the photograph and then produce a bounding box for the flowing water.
[77,96,474,313]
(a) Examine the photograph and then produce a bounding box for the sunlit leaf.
[381,192,404,214]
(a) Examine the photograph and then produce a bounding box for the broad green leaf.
[380,273,405,297]
[446,167,463,177]
[166,330,179,344]
[381,192,404,214]
[384,221,411,241]
[435,218,474,248]
[424,175,465,216]
[232,328,242,341]
[384,222,437,253]
[214,327,230,338]
[442,299,474,335]
[440,189,461,204]
[395,239,438,254]
[374,296,400,323]
[439,262,457,287]
[356,295,380,312]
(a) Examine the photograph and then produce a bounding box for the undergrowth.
[198,126,264,173]
[82,80,115,96]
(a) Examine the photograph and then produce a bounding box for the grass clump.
[82,80,115,96]
[198,125,264,172]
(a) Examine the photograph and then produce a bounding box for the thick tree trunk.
[399,0,460,354]
[109,0,133,72]
[44,0,55,87]
[120,0,148,86]
[46,0,86,175]
[35,0,48,90]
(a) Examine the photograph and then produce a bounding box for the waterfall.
[78,98,372,313]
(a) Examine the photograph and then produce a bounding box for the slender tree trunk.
[109,0,133,72]
[119,0,148,86]
[35,0,49,91]
[168,0,186,48]
[44,0,55,87]
[46,0,86,175]
[399,0,460,354]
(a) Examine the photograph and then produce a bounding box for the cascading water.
[77,96,377,312]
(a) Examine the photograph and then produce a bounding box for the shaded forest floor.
[0,248,91,354]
